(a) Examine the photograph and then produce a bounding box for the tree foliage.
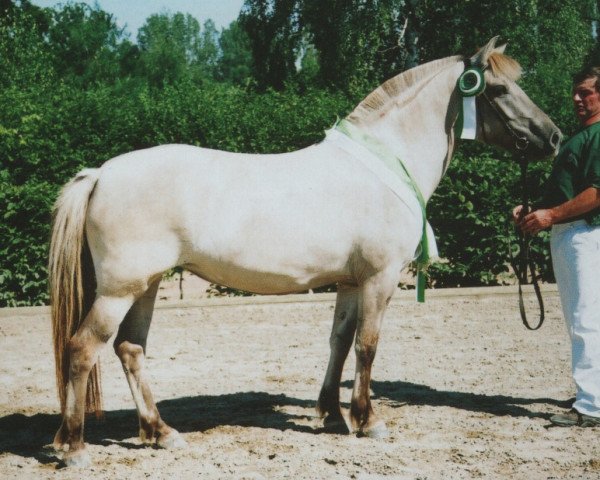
[46,2,127,86]
[300,0,409,95]
[239,0,300,90]
[1,0,599,305]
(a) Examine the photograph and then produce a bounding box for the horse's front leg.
[350,270,398,438]
[317,284,359,433]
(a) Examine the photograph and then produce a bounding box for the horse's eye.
[489,85,508,96]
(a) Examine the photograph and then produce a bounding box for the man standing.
[514,66,600,427]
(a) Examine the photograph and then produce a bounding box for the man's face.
[573,77,600,125]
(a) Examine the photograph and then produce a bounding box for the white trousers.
[551,220,600,416]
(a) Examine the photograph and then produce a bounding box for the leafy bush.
[0,172,56,306]
[427,149,553,287]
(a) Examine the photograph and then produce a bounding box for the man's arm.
[518,186,600,235]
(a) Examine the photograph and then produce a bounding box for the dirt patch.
[2,286,600,479]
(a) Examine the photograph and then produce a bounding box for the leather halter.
[480,90,530,151]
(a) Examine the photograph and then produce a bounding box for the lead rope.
[480,85,545,328]
[514,153,545,330]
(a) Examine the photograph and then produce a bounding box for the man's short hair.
[573,66,600,91]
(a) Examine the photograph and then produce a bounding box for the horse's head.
[466,37,561,159]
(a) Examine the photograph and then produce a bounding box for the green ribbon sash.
[333,119,436,302]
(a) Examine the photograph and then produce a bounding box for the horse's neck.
[354,62,463,201]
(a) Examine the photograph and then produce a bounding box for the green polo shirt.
[536,121,600,226]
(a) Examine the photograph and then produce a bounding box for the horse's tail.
[49,168,101,417]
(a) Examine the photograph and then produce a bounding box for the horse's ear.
[494,43,507,55]
[469,36,500,68]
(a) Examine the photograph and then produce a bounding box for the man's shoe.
[550,409,600,427]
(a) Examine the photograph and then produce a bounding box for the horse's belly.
[184,258,350,294]
[181,215,356,294]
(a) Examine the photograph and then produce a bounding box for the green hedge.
[427,149,553,288]
[0,78,553,306]
[0,79,355,306]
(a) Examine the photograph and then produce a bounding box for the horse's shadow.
[0,391,316,464]
[0,382,570,463]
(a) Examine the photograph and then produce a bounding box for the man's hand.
[512,204,554,235]
[512,205,527,224]
[513,187,600,235]
[518,209,555,235]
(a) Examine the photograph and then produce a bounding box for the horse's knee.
[355,340,377,366]
[330,310,357,345]
[330,327,354,350]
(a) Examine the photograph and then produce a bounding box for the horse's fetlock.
[53,424,70,451]
[350,397,370,429]
[139,426,155,443]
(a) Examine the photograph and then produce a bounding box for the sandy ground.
[1,283,600,480]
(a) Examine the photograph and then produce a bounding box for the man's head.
[573,66,600,126]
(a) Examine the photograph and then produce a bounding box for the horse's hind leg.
[113,278,187,449]
[317,284,359,434]
[54,294,136,467]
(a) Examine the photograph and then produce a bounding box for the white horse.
[49,37,560,466]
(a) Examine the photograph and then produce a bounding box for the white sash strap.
[325,128,439,263]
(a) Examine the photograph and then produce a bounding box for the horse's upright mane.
[348,52,522,123]
[348,56,462,122]
[488,52,522,81]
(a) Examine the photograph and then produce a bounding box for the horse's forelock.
[487,52,522,82]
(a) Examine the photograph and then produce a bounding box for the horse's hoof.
[157,430,187,450]
[62,449,92,468]
[358,420,388,439]
[323,415,350,435]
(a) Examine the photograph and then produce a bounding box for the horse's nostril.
[550,131,561,149]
